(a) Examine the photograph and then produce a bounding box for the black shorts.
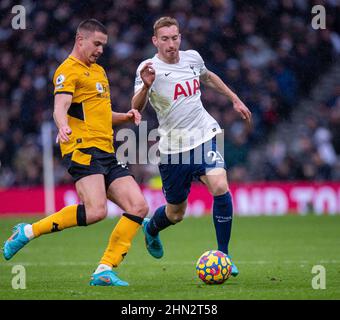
[62,147,132,190]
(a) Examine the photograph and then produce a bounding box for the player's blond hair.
[153,17,179,36]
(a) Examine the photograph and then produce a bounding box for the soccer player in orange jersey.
[3,19,148,287]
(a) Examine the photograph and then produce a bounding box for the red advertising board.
[0,182,339,216]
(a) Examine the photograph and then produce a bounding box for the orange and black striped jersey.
[53,55,113,156]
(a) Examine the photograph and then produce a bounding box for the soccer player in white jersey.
[131,17,251,276]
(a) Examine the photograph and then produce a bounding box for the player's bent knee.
[167,209,185,224]
[140,202,149,218]
[210,181,229,196]
[85,203,108,224]
[95,206,108,221]
[129,201,149,218]
[169,214,184,224]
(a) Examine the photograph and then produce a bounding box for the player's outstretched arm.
[112,109,141,126]
[131,62,155,112]
[53,93,73,143]
[200,70,252,123]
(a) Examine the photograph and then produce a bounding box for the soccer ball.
[196,250,232,284]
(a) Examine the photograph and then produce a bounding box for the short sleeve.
[188,50,208,76]
[53,65,78,95]
[134,62,145,94]
[134,60,153,94]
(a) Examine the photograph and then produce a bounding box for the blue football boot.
[89,270,129,286]
[142,218,163,259]
[226,255,239,277]
[3,223,30,260]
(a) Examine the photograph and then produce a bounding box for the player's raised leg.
[143,200,186,259]
[2,174,107,260]
[200,168,239,276]
[90,176,148,287]
[143,159,192,259]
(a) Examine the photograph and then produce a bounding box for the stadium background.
[0,0,339,215]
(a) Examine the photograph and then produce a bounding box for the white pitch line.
[0,261,94,267]
[0,260,339,267]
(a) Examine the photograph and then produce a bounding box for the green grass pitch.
[0,214,339,300]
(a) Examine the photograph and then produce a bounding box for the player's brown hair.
[153,17,179,36]
[77,19,107,35]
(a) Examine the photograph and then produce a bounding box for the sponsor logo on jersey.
[173,79,200,100]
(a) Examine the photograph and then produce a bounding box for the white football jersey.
[134,50,221,154]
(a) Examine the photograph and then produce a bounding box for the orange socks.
[32,205,81,237]
[31,207,143,269]
[99,213,143,267]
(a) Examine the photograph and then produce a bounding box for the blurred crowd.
[259,84,340,182]
[0,0,339,187]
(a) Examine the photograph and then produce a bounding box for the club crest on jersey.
[189,65,197,75]
[174,79,200,100]
[96,82,104,93]
[56,74,65,85]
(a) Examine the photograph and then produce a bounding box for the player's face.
[79,31,107,65]
[153,25,181,63]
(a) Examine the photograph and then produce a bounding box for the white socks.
[23,224,34,240]
[94,264,112,274]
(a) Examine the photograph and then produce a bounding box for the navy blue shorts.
[158,137,227,204]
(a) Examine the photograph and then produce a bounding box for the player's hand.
[56,125,72,143]
[140,62,155,89]
[232,97,252,124]
[126,109,141,126]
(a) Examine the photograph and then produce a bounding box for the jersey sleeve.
[53,64,79,95]
[134,62,145,94]
[134,60,153,94]
[188,50,208,76]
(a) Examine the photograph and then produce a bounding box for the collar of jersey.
[155,53,181,65]
[69,55,91,69]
